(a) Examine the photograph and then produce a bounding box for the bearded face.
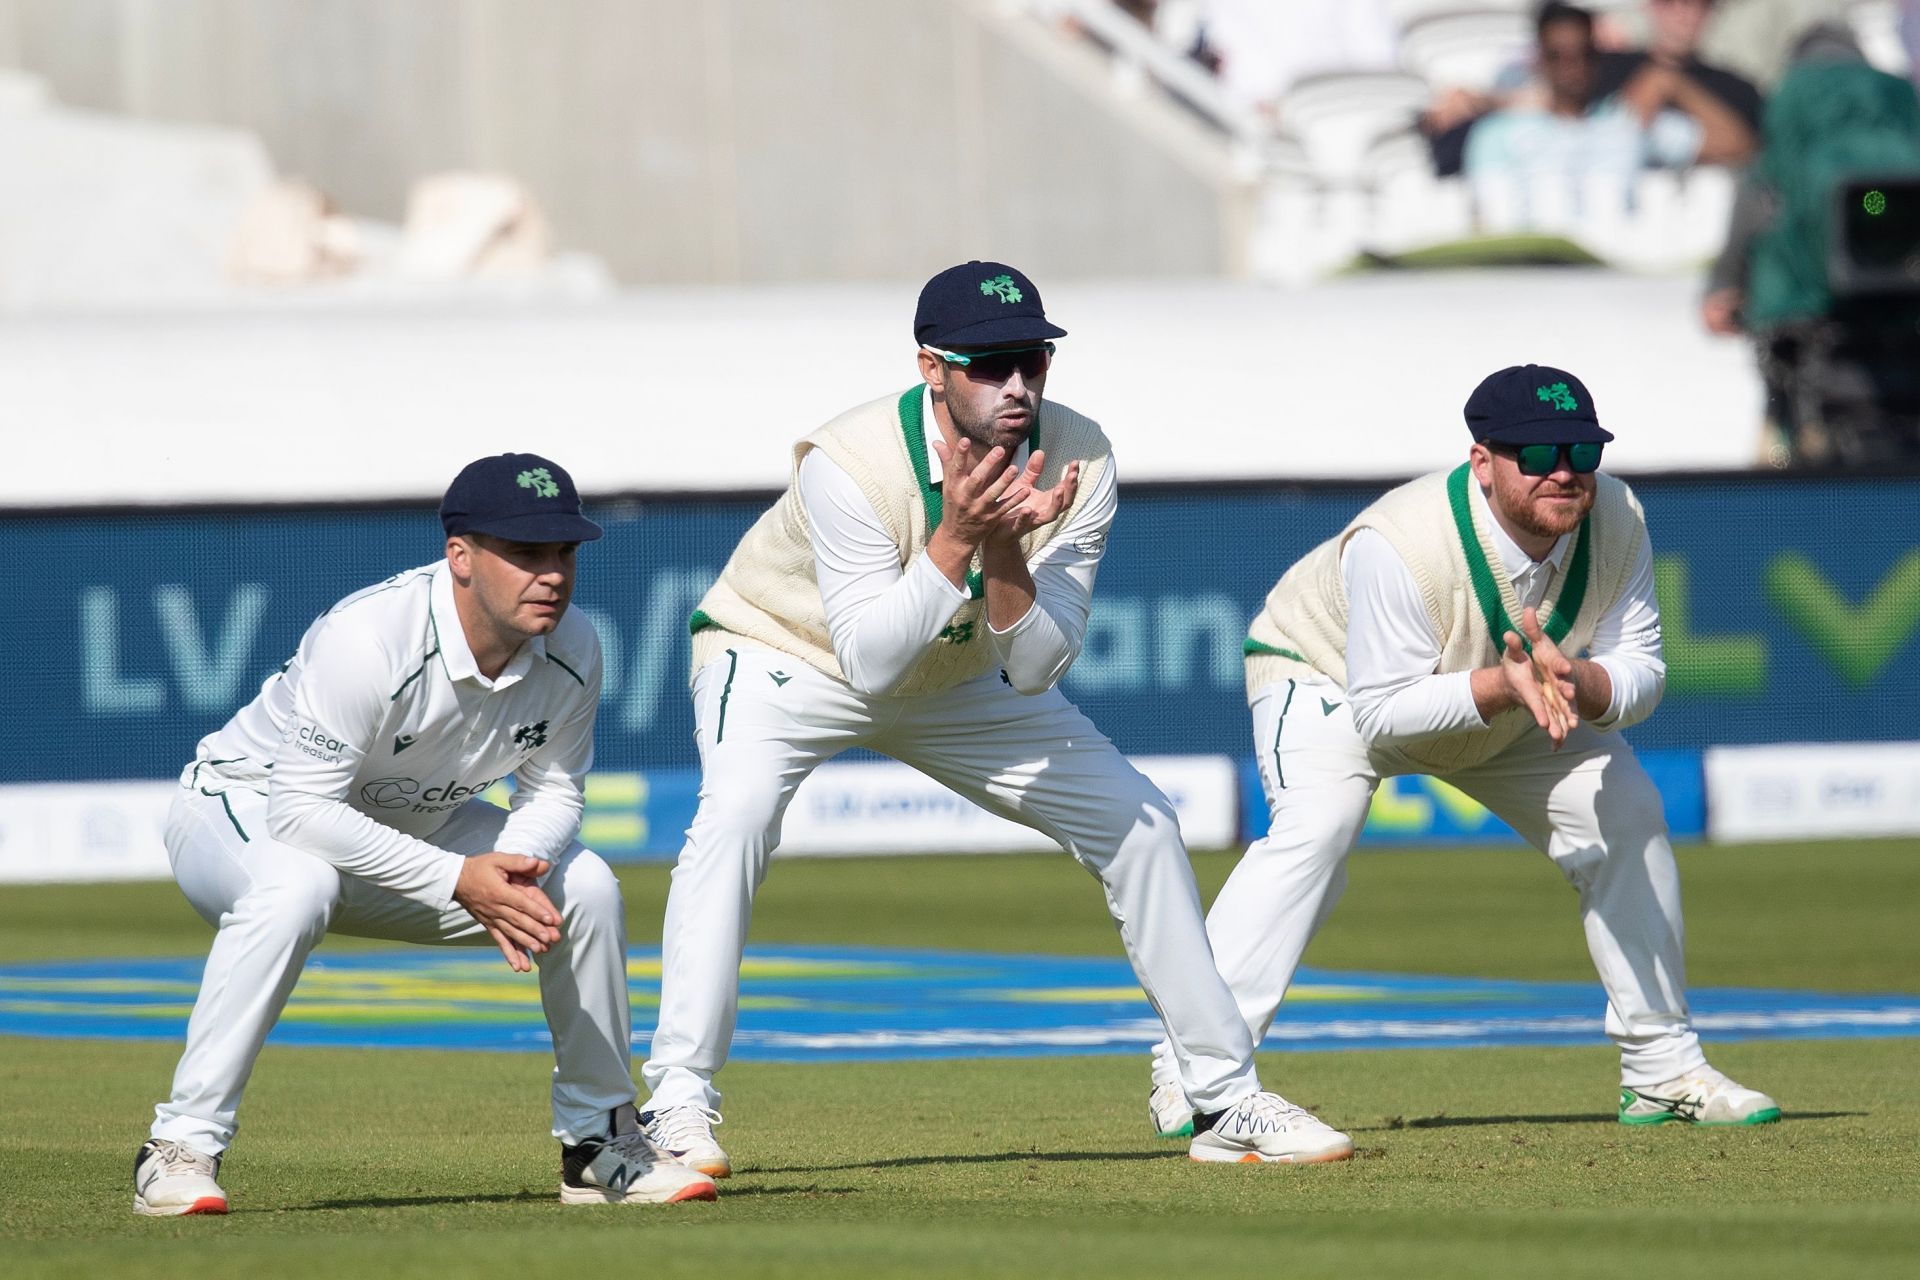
[1482,448,1597,542]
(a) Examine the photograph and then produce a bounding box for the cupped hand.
[454,852,559,972]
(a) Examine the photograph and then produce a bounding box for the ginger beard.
[1488,462,1596,541]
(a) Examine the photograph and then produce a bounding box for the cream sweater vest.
[1245,464,1647,773]
[689,387,1112,696]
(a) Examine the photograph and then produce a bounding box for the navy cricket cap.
[914,260,1068,349]
[1464,364,1614,446]
[440,453,603,543]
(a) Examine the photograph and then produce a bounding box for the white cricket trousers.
[151,785,636,1156]
[1152,678,1705,1091]
[641,646,1263,1114]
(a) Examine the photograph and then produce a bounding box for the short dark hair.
[1536,1,1594,38]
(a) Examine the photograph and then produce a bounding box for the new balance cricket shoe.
[1619,1066,1781,1126]
[1188,1092,1355,1165]
[641,1103,732,1179]
[1149,1081,1194,1139]
[133,1139,228,1216]
[560,1103,718,1205]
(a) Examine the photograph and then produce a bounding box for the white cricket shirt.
[1342,478,1664,747]
[797,386,1117,696]
[186,562,603,907]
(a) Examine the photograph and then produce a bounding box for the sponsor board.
[1706,742,1920,841]
[0,755,1238,879]
[776,755,1239,856]
[3,944,1914,1060]
[0,781,174,883]
[1236,748,1706,845]
[13,477,1918,785]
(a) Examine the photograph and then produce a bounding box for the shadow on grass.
[292,1191,552,1210]
[750,1149,1176,1175]
[296,1184,862,1209]
[1358,1110,1864,1132]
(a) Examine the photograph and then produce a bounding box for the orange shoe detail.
[665,1181,718,1204]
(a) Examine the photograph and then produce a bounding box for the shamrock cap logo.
[979,274,1024,304]
[1535,382,1579,412]
[516,467,560,499]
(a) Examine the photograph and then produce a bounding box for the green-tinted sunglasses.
[1497,441,1604,476]
[921,342,1055,382]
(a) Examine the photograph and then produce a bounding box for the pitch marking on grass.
[2,946,1917,1060]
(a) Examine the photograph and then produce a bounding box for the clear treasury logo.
[360,775,503,812]
[292,722,349,762]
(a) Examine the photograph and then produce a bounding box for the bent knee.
[1082,773,1185,858]
[1594,767,1669,845]
[554,848,623,921]
[1261,781,1372,862]
[238,856,340,933]
[687,783,787,854]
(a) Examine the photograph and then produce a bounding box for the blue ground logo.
[0,946,1914,1059]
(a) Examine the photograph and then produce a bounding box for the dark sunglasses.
[922,342,1055,382]
[1494,441,1604,476]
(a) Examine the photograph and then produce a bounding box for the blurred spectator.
[1427,2,1732,178]
[228,181,361,286]
[1703,25,1920,465]
[398,172,552,281]
[1448,5,1644,185]
[1198,0,1399,115]
[1590,0,1763,165]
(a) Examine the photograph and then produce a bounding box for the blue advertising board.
[7,476,1915,840]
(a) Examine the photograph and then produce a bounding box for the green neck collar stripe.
[896,387,984,599]
[1445,463,1590,651]
[1244,638,1308,661]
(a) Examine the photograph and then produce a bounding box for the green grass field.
[4,839,1918,1277]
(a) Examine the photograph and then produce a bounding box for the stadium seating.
[1028,0,1768,281]
[1396,9,1533,91]
[1276,71,1433,182]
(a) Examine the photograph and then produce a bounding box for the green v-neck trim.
[897,386,985,599]
[1445,463,1590,651]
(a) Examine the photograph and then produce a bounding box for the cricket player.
[134,454,717,1215]
[638,261,1352,1172]
[1145,365,1780,1137]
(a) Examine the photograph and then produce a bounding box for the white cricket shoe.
[560,1104,718,1205]
[133,1139,228,1216]
[1148,1081,1194,1139]
[1188,1092,1355,1165]
[1620,1066,1781,1127]
[642,1103,732,1179]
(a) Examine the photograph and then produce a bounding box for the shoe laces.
[147,1140,219,1179]
[597,1127,670,1168]
[1225,1091,1313,1136]
[1656,1066,1735,1101]
[650,1105,722,1149]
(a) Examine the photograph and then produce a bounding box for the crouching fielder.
[639,261,1351,1174]
[136,454,714,1215]
[1147,365,1779,1138]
